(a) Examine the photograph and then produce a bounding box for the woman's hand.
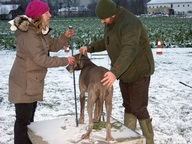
[67,56,75,65]
[64,28,74,38]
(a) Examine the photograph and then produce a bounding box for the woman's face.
[42,11,51,26]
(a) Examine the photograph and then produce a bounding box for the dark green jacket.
[88,7,154,83]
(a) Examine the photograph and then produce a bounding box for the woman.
[8,0,75,143]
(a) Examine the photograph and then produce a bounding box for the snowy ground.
[0,48,192,144]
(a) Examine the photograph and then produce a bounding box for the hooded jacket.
[9,15,69,103]
[88,7,155,83]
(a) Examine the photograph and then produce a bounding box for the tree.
[126,0,147,15]
[87,1,97,17]
[9,0,30,14]
[114,0,128,9]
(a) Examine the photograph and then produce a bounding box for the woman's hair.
[30,16,47,35]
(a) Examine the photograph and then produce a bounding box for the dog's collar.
[76,53,82,66]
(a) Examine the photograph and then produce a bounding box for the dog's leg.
[93,99,100,122]
[81,90,97,139]
[97,97,104,122]
[105,93,114,141]
[79,91,85,124]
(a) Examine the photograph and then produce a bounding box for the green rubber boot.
[124,113,137,131]
[139,118,154,144]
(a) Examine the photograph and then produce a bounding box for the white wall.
[172,3,192,13]
[147,2,192,14]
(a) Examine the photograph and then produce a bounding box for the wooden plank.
[28,116,146,144]
[28,129,47,144]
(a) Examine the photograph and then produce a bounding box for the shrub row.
[0,17,191,49]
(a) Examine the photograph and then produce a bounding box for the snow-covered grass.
[0,48,192,144]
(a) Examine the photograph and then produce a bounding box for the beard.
[104,16,115,27]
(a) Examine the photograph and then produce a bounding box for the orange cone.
[156,38,163,54]
[64,43,70,52]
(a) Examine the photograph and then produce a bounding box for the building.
[147,0,192,16]
[58,6,90,17]
[0,3,22,20]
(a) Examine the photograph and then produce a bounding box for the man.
[79,0,155,144]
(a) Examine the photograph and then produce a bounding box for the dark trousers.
[119,77,150,120]
[14,102,37,144]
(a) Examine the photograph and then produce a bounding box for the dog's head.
[66,53,89,73]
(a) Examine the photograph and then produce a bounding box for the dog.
[66,53,114,141]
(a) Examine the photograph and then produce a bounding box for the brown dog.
[66,53,114,141]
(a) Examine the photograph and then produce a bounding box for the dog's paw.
[106,136,114,142]
[81,134,89,139]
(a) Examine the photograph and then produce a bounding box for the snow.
[0,48,192,144]
[28,116,143,144]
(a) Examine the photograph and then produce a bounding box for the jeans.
[119,77,150,120]
[14,102,37,144]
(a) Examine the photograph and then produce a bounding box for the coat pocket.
[26,72,46,96]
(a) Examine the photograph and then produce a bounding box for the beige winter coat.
[9,16,69,103]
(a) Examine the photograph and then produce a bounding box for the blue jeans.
[14,102,37,144]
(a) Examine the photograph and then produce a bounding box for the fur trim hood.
[9,15,49,35]
[9,15,31,32]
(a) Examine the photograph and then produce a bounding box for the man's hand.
[79,46,87,55]
[101,71,116,87]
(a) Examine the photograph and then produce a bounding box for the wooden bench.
[28,115,146,144]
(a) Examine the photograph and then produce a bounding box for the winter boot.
[139,118,154,144]
[124,113,137,131]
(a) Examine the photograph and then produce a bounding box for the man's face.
[100,15,115,27]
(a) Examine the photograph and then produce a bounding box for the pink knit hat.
[25,0,50,19]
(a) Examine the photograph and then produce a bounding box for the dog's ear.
[84,53,88,57]
[66,64,74,73]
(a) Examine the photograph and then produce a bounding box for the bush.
[0,17,192,49]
